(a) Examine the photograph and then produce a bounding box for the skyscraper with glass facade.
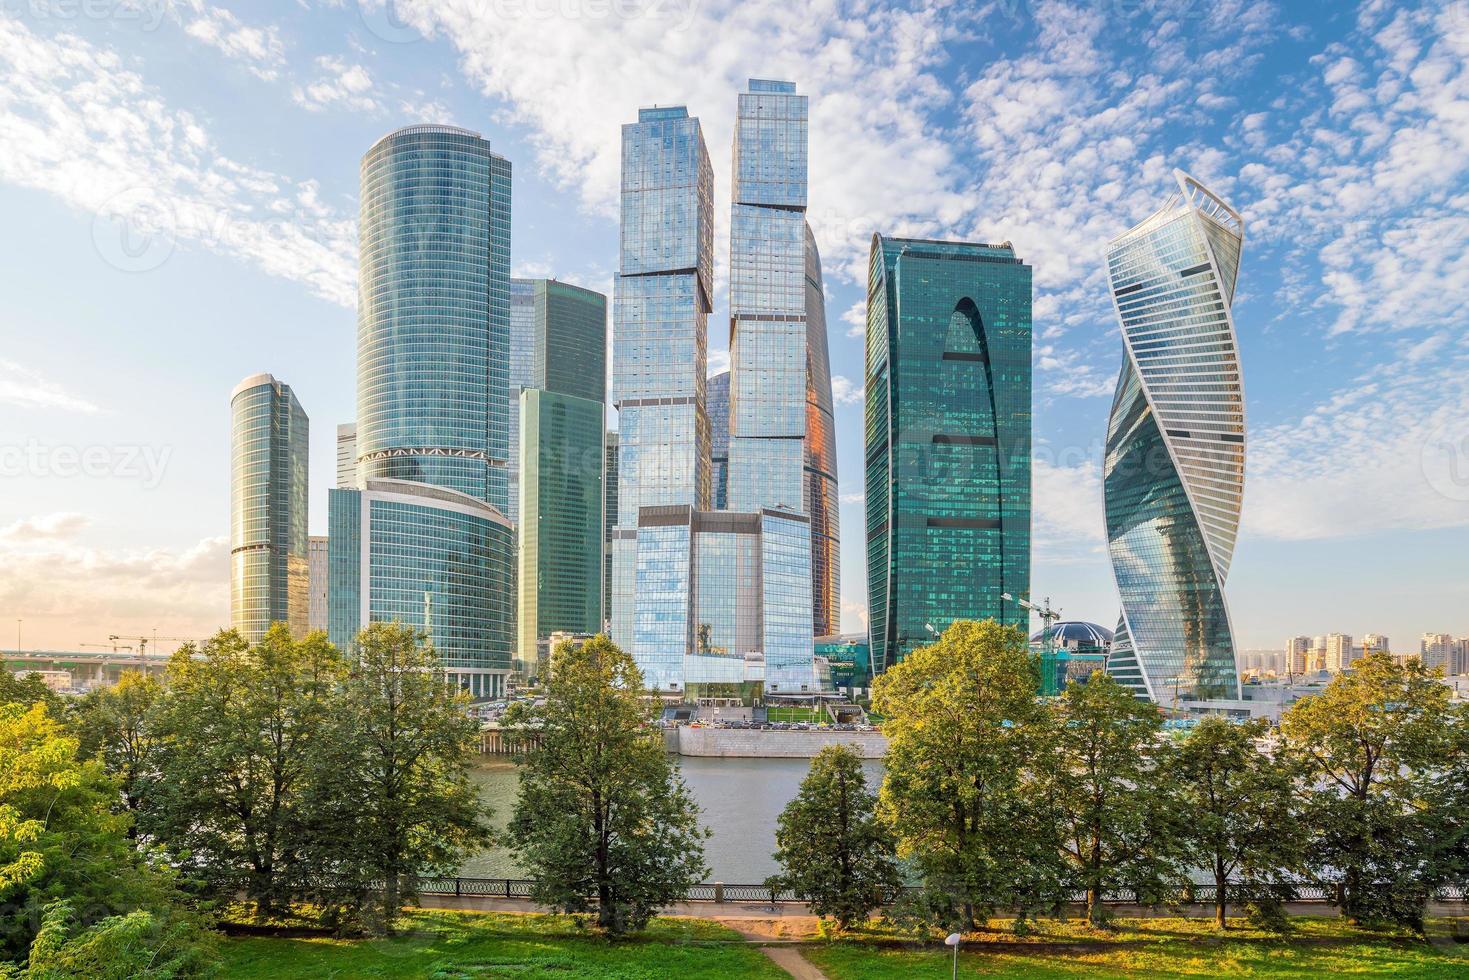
[356,125,513,510]
[603,431,618,626]
[726,79,838,642]
[229,372,309,642]
[863,236,1032,676]
[334,125,516,691]
[327,480,515,696]
[517,388,605,672]
[1103,170,1245,704]
[707,371,730,510]
[611,104,714,654]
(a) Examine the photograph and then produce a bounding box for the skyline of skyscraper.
[1103,170,1246,704]
[863,235,1033,677]
[229,372,309,643]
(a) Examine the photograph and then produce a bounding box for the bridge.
[2,649,180,689]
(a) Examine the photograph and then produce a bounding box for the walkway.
[760,946,827,979]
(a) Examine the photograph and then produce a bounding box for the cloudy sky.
[1,0,1467,654]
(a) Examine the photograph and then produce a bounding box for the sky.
[1,0,1467,656]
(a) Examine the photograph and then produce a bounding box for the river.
[462,755,885,883]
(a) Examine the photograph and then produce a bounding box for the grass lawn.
[216,910,787,979]
[765,707,826,724]
[804,917,1469,978]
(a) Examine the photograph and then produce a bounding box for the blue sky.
[1,0,1467,654]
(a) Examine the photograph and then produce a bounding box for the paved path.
[760,946,827,980]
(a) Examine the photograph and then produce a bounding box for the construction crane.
[108,634,195,657]
[1002,593,1066,695]
[78,642,134,654]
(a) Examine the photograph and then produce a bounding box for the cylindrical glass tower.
[357,125,512,511]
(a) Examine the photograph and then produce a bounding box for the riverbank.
[664,726,888,758]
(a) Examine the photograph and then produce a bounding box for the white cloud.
[0,361,101,414]
[1032,453,1106,566]
[181,3,287,80]
[0,14,357,308]
[830,374,863,406]
[0,512,90,543]
[293,55,381,113]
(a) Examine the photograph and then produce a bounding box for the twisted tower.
[1103,170,1245,703]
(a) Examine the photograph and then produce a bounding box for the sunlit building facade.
[1103,170,1245,704]
[327,480,515,696]
[229,373,309,642]
[356,125,513,511]
[863,237,1032,676]
[708,371,730,510]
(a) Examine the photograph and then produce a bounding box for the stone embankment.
[663,726,888,758]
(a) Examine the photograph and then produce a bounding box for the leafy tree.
[507,635,707,935]
[146,625,346,919]
[0,703,192,965]
[1033,672,1189,926]
[0,672,63,716]
[1174,717,1304,928]
[770,744,899,930]
[872,620,1062,929]
[7,900,215,979]
[304,622,491,935]
[72,671,164,821]
[1279,653,1454,928]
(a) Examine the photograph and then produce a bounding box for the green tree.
[1034,672,1188,926]
[770,744,898,930]
[146,625,346,919]
[872,620,1062,929]
[1279,653,1453,928]
[72,671,164,821]
[1174,717,1304,928]
[507,635,707,935]
[9,900,215,979]
[0,672,63,717]
[304,622,491,935]
[0,702,192,965]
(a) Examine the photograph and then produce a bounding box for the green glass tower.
[864,235,1032,675]
[516,389,605,670]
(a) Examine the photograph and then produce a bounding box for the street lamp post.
[944,932,962,979]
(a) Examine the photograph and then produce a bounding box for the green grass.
[216,909,787,979]
[765,707,826,724]
[804,917,1469,978]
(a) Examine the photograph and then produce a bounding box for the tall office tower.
[327,481,514,695]
[1285,635,1312,674]
[1103,170,1245,704]
[708,371,730,510]
[610,104,714,653]
[1362,633,1390,655]
[1325,632,1354,672]
[603,431,618,626]
[307,535,329,633]
[863,236,1033,676]
[229,373,309,642]
[335,423,358,488]
[725,78,839,640]
[357,125,513,510]
[334,125,515,692]
[505,280,539,526]
[516,388,605,672]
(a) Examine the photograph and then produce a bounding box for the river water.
[463,756,884,883]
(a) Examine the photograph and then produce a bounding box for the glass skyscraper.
[327,480,515,696]
[863,236,1032,676]
[1103,170,1245,704]
[707,371,730,510]
[229,373,308,642]
[611,104,714,654]
[356,125,513,511]
[516,388,605,671]
[335,125,516,692]
[726,79,838,642]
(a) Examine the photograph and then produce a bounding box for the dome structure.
[1030,621,1115,653]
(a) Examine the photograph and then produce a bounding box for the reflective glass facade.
[1104,170,1245,703]
[327,480,515,696]
[516,389,605,669]
[357,125,513,510]
[707,370,730,510]
[611,105,714,653]
[864,236,1032,675]
[229,373,308,642]
[603,431,618,623]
